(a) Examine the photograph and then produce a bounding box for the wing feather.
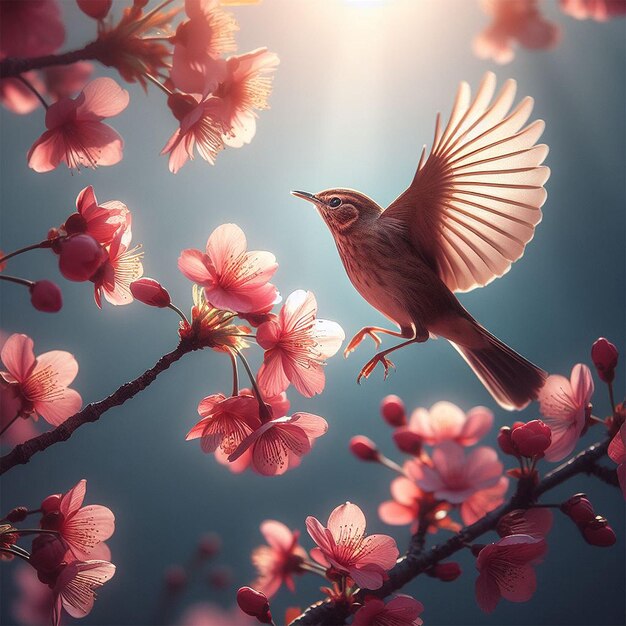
[383,72,548,292]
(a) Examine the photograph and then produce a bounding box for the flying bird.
[293,72,548,410]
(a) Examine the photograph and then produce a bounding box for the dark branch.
[290,439,611,626]
[0,44,103,79]
[0,340,197,475]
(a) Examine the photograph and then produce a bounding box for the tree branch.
[0,44,103,79]
[290,439,611,626]
[0,339,197,475]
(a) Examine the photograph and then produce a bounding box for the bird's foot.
[357,354,396,384]
[344,327,382,358]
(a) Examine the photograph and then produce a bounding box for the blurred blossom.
[179,603,253,626]
[43,62,94,101]
[12,565,54,626]
[538,364,594,462]
[560,0,626,20]
[352,595,424,626]
[0,73,46,115]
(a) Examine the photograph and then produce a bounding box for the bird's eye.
[329,197,342,208]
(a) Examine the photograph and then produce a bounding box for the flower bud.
[5,507,28,523]
[510,420,551,458]
[197,532,221,559]
[30,535,66,574]
[497,426,518,456]
[76,0,113,19]
[30,280,63,313]
[429,562,461,581]
[581,516,617,547]
[58,235,105,282]
[130,278,171,308]
[560,493,595,525]
[392,427,423,455]
[164,565,187,593]
[237,587,272,624]
[591,338,619,384]
[380,394,406,427]
[63,212,88,235]
[349,436,380,462]
[167,93,198,122]
[40,511,64,531]
[208,565,233,589]
[40,494,62,514]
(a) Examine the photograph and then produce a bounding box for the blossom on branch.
[352,595,424,626]
[608,423,626,498]
[560,0,626,20]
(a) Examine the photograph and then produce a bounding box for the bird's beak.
[291,190,322,205]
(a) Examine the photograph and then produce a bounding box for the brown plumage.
[293,73,548,410]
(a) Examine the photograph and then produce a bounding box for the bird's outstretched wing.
[381,72,549,293]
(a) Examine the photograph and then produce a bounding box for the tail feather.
[451,325,546,411]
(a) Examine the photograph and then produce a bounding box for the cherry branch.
[0,44,104,79]
[0,338,198,475]
[290,438,612,626]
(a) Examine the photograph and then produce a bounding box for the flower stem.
[17,75,49,109]
[0,415,21,437]
[0,241,50,265]
[234,349,272,422]
[143,72,173,96]
[229,350,239,397]
[167,303,189,324]
[0,547,30,563]
[0,275,34,288]
[608,381,616,416]
[377,454,405,475]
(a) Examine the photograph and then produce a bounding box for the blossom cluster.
[1,0,278,173]
[2,480,115,626]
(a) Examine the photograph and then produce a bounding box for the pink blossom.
[43,62,94,101]
[411,442,503,509]
[560,0,626,20]
[29,280,63,313]
[538,364,594,462]
[305,502,399,589]
[608,423,626,499]
[170,0,238,95]
[41,479,115,561]
[0,0,65,58]
[213,48,279,147]
[474,0,560,64]
[186,393,261,456]
[497,508,554,538]
[229,412,327,476]
[68,186,131,246]
[257,290,344,398]
[11,565,54,626]
[475,534,547,613]
[52,560,116,626]
[76,0,112,20]
[130,278,171,308]
[252,520,307,598]
[178,223,279,314]
[0,73,46,115]
[378,476,423,532]
[0,334,81,426]
[179,603,253,626]
[28,77,129,172]
[162,94,225,172]
[460,477,509,526]
[408,401,493,446]
[92,226,144,307]
[352,595,424,626]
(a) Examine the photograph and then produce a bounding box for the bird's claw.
[356,354,396,384]
[344,328,382,358]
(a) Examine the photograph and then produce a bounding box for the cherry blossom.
[252,520,307,597]
[0,73,46,115]
[43,62,94,101]
[352,595,424,626]
[229,412,328,476]
[497,508,554,538]
[178,223,279,314]
[459,477,509,526]
[11,565,54,626]
[560,0,626,20]
[179,603,253,626]
[0,333,81,427]
[378,476,424,532]
[28,78,129,172]
[407,401,493,446]
[475,534,547,613]
[608,423,626,498]
[257,290,344,398]
[538,364,594,462]
[305,502,399,589]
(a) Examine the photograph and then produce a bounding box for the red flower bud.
[164,565,187,593]
[560,493,595,525]
[30,535,66,574]
[167,93,198,122]
[510,420,552,458]
[497,426,518,456]
[430,562,461,581]
[349,436,380,462]
[130,278,171,308]
[392,427,423,455]
[581,516,617,547]
[237,587,272,624]
[76,0,112,19]
[30,280,63,313]
[40,494,62,514]
[58,235,105,282]
[63,212,88,235]
[380,394,406,427]
[197,532,221,559]
[591,338,619,384]
[5,507,28,523]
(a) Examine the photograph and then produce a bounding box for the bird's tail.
[450,324,546,411]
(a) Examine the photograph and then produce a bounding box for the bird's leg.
[344,326,412,358]
[357,329,428,384]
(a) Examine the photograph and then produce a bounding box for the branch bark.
[0,339,197,475]
[290,439,611,626]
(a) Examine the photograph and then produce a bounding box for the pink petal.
[390,476,422,506]
[348,563,386,590]
[206,223,247,271]
[281,290,317,333]
[327,502,366,541]
[56,561,115,619]
[378,501,416,526]
[32,350,79,387]
[570,363,594,407]
[178,248,213,284]
[63,505,115,560]
[465,446,503,489]
[1,334,36,381]
[356,534,399,569]
[27,129,66,172]
[608,425,626,464]
[77,78,129,121]
[461,477,509,525]
[499,564,537,602]
[252,424,310,476]
[475,572,500,613]
[60,479,87,516]
[283,356,325,398]
[260,520,293,551]
[34,388,82,426]
[544,419,580,462]
[257,353,290,397]
[72,121,124,167]
[305,516,333,554]
[428,401,466,441]
[313,320,345,358]
[458,406,494,446]
[289,412,328,440]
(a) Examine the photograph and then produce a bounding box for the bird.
[292,72,549,410]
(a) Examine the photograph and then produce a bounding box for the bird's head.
[291,189,382,237]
